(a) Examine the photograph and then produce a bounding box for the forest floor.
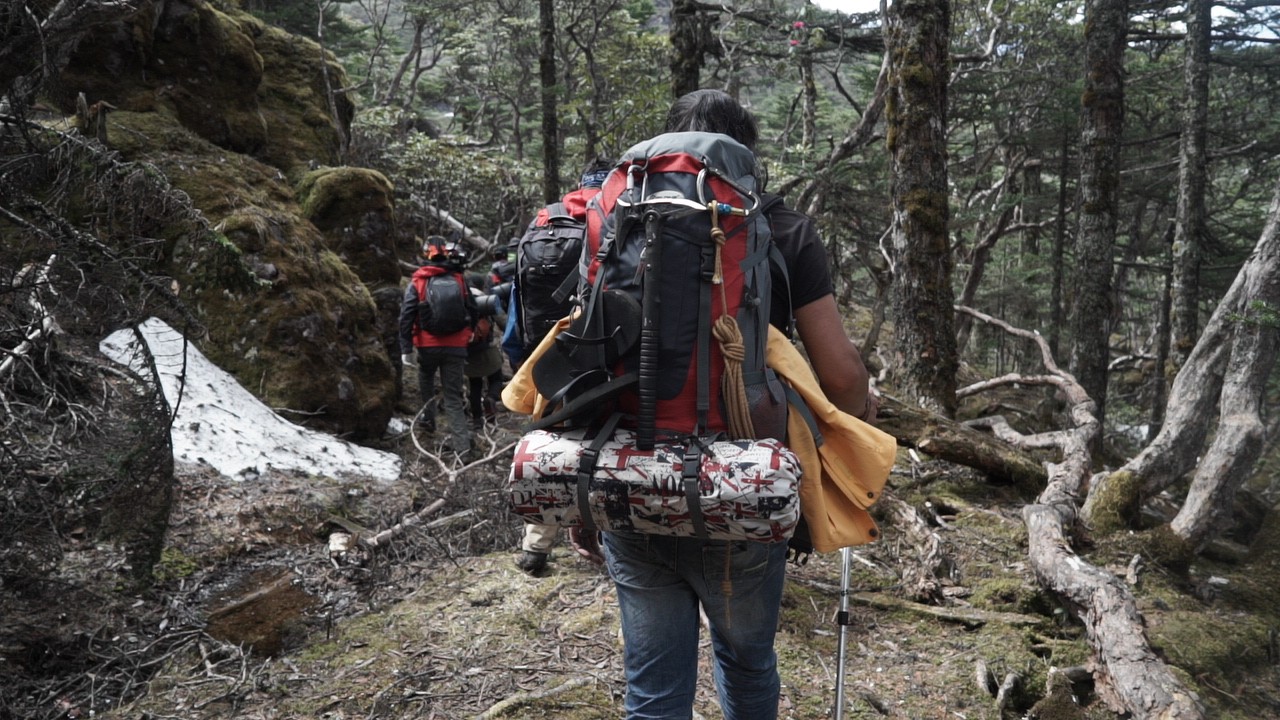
[5,384,1280,720]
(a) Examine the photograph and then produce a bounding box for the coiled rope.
[709,201,755,440]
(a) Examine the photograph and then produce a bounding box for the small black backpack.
[515,202,585,349]
[419,272,470,335]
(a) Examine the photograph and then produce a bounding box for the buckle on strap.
[682,441,709,539]
[577,446,600,535]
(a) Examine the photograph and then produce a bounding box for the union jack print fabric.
[508,428,801,543]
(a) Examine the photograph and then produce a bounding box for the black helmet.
[444,242,468,264]
[422,235,449,261]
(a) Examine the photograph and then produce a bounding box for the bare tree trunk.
[954,205,1014,350]
[800,51,818,150]
[1083,176,1280,530]
[1170,307,1277,548]
[960,307,1206,720]
[1049,124,1071,360]
[1149,256,1172,441]
[1070,0,1127,433]
[874,393,1047,489]
[670,0,707,100]
[1169,215,1280,549]
[885,0,958,417]
[1169,0,1212,371]
[382,17,425,107]
[539,0,560,205]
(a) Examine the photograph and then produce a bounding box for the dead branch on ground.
[956,304,1206,719]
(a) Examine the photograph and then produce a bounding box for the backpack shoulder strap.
[759,194,795,339]
[543,201,575,225]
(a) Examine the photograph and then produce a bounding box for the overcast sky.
[812,0,882,13]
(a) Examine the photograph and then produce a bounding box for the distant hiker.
[399,236,477,460]
[575,89,877,719]
[501,158,613,373]
[464,261,510,430]
[505,158,613,576]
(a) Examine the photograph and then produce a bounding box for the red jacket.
[533,186,600,225]
[399,264,473,351]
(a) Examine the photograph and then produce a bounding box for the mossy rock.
[252,19,354,178]
[296,167,399,287]
[48,0,348,178]
[106,108,395,438]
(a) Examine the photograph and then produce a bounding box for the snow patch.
[99,317,401,483]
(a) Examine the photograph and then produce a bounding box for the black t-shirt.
[764,194,834,332]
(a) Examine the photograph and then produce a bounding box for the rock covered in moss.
[296,167,398,287]
[106,109,396,439]
[50,0,351,177]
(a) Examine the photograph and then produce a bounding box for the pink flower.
[790,39,799,46]
[793,21,806,29]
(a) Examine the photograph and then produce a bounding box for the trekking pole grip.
[637,210,662,450]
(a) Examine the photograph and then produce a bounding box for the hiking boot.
[515,551,548,575]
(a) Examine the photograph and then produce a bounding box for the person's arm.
[398,281,419,356]
[793,293,878,423]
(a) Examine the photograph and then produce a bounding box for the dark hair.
[664,89,759,150]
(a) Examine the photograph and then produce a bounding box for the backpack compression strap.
[574,412,624,535]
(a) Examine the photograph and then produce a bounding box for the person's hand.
[401,352,416,367]
[568,527,605,565]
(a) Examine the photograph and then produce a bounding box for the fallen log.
[958,305,1205,719]
[873,394,1047,491]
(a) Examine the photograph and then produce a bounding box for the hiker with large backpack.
[503,90,884,719]
[399,236,478,460]
[500,159,613,374]
[504,159,612,575]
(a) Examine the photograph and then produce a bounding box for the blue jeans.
[603,531,788,720]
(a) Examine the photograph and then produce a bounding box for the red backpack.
[530,131,787,449]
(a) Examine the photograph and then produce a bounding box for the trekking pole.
[834,545,853,720]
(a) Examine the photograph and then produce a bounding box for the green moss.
[296,167,393,224]
[902,188,949,236]
[971,577,1051,615]
[1150,611,1272,681]
[899,61,935,90]
[152,547,199,583]
[1085,470,1142,534]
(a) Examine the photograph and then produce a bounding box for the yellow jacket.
[502,321,898,553]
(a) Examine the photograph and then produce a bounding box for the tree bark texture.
[1169,300,1277,548]
[1169,189,1280,547]
[539,0,560,206]
[670,0,706,100]
[885,0,959,418]
[959,308,1205,719]
[800,50,818,150]
[1069,0,1127,431]
[874,394,1047,490]
[878,492,949,603]
[1049,124,1071,360]
[1084,176,1280,527]
[1169,0,1212,372]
